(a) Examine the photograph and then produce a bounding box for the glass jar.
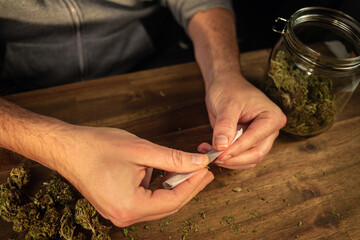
[262,7,360,137]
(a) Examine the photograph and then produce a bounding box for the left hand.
[198,72,286,170]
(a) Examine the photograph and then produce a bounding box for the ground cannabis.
[264,50,337,136]
[0,165,111,240]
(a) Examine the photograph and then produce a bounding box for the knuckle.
[217,119,235,130]
[247,164,257,170]
[133,139,151,155]
[278,111,287,128]
[112,208,135,227]
[169,149,184,169]
[255,151,265,164]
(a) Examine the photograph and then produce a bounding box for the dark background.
[1,0,359,94]
[132,0,360,72]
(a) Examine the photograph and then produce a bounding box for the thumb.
[212,106,239,151]
[136,142,209,173]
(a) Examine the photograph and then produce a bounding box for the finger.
[121,170,214,226]
[212,105,240,151]
[220,111,283,159]
[130,139,209,173]
[213,163,257,170]
[197,142,213,153]
[216,132,278,167]
[134,168,213,218]
[140,168,153,188]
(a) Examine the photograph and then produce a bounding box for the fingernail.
[222,155,232,161]
[192,155,208,165]
[215,160,223,164]
[215,135,229,148]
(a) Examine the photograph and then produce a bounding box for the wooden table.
[1,49,360,239]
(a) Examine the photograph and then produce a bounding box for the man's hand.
[188,8,286,170]
[0,99,213,227]
[197,72,286,169]
[59,126,213,227]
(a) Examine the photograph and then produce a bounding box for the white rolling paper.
[163,128,243,189]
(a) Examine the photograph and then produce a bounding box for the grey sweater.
[0,0,233,92]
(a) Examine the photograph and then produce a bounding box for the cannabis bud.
[59,205,76,240]
[73,232,87,240]
[25,207,60,239]
[1,166,112,239]
[75,198,98,232]
[9,164,31,189]
[46,176,74,205]
[75,198,111,239]
[264,50,336,136]
[34,188,55,209]
[34,175,74,209]
[92,216,111,240]
[12,203,40,233]
[0,182,22,222]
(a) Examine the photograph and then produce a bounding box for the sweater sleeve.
[160,0,234,32]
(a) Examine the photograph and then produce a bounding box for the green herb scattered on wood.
[250,211,262,220]
[199,212,206,219]
[330,211,342,219]
[220,216,240,233]
[232,187,242,193]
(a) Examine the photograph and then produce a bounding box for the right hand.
[55,126,213,227]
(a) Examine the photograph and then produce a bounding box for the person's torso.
[0,0,158,93]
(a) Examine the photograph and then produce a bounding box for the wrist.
[45,124,89,180]
[205,68,247,91]
[0,99,77,173]
[22,119,77,173]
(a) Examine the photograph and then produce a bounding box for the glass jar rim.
[284,7,360,71]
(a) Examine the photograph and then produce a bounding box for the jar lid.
[277,7,360,71]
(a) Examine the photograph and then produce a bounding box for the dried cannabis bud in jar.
[264,50,337,136]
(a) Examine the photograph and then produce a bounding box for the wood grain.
[1,48,360,240]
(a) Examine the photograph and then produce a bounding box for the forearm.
[188,8,242,89]
[0,98,74,171]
